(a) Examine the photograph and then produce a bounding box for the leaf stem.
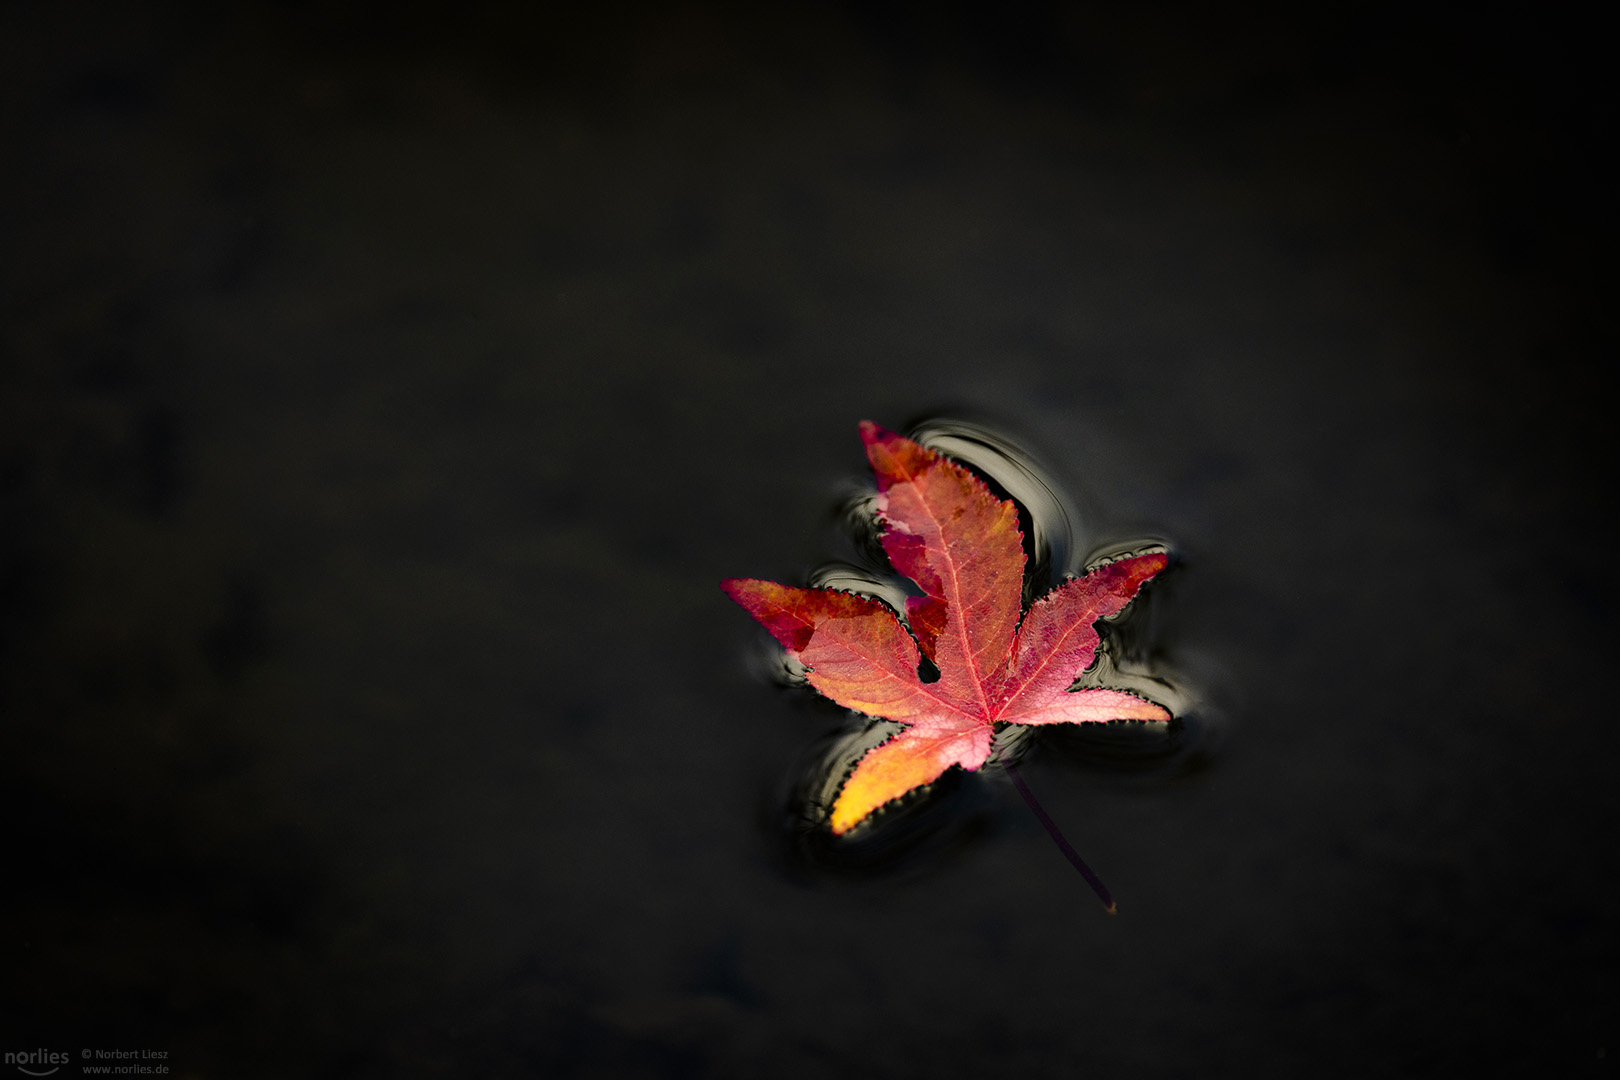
[1005,761,1117,914]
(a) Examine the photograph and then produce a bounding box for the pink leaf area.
[723,423,1169,834]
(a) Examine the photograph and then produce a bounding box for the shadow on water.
[736,415,1220,880]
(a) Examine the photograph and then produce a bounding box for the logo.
[4,1049,67,1077]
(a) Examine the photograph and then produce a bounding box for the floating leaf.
[724,422,1169,836]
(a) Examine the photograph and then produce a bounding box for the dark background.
[3,2,1614,1077]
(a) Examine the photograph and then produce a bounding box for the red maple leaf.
[723,422,1169,835]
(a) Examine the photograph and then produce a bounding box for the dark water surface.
[4,3,1614,1077]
